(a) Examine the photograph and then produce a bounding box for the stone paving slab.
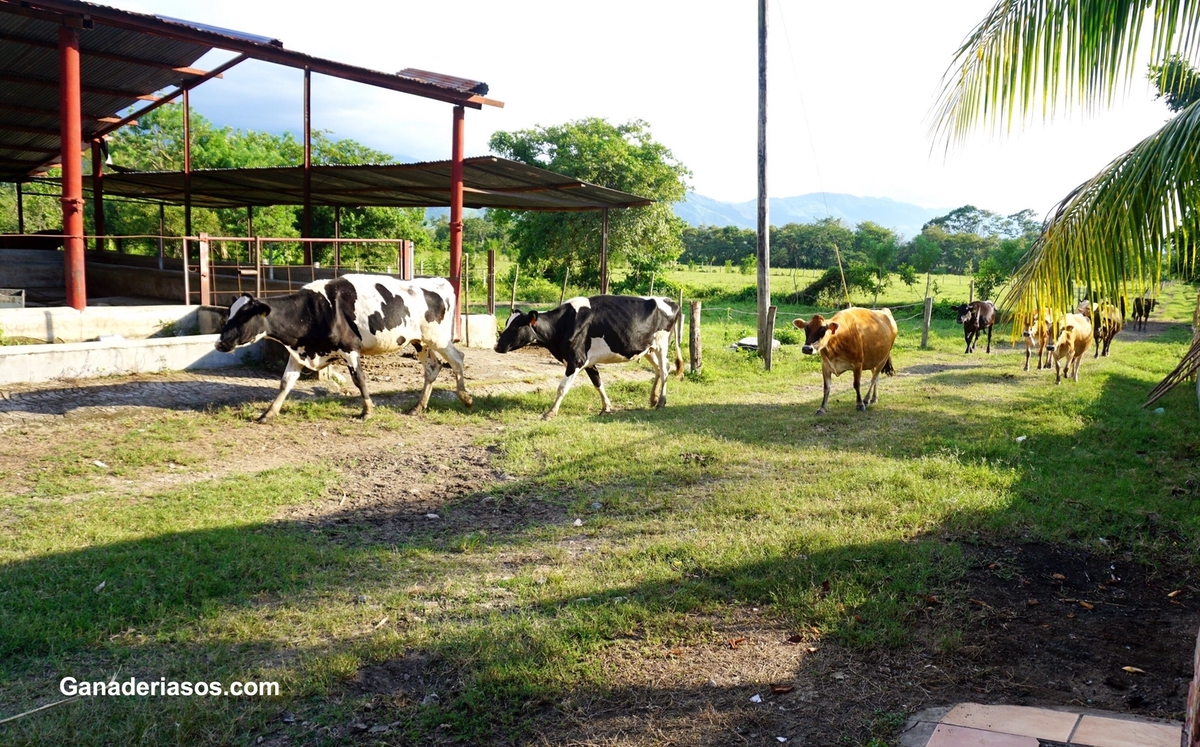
[901,703,1182,747]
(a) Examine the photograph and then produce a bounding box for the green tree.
[488,118,690,292]
[1150,54,1200,112]
[772,217,855,269]
[932,0,1200,329]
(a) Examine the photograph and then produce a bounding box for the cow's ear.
[793,318,806,329]
[827,322,839,334]
[527,310,538,326]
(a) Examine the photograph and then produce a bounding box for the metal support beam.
[90,138,104,251]
[600,207,609,294]
[449,105,465,338]
[59,24,85,310]
[0,30,217,76]
[301,67,313,264]
[183,87,192,260]
[333,205,341,269]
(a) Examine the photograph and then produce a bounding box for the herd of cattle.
[215,273,1157,420]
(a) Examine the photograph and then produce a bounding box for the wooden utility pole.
[756,0,772,369]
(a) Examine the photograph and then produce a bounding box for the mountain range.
[673,192,949,239]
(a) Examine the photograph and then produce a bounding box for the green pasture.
[0,282,1197,745]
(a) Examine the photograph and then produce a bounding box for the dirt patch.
[374,540,1195,747]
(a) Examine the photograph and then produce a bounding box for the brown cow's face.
[1054,326,1076,359]
[793,316,838,355]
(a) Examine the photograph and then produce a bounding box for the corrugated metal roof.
[0,4,215,182]
[397,68,488,97]
[84,157,654,211]
[0,0,502,184]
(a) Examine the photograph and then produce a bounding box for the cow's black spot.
[324,277,362,341]
[423,289,446,323]
[368,283,410,334]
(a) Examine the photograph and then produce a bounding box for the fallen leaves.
[1052,573,1066,580]
[1168,590,1182,598]
[770,684,794,694]
[1079,601,1095,610]
[728,637,746,650]
[1122,666,1146,674]
[1026,599,1039,607]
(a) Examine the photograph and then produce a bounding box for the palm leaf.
[932,0,1200,146]
[998,99,1200,323]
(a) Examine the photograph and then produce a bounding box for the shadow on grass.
[2,372,1199,745]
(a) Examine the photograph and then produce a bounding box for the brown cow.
[793,307,898,414]
[1077,300,1122,357]
[1021,307,1058,371]
[1051,312,1094,384]
[1132,296,1156,332]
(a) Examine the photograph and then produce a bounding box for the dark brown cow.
[955,300,996,353]
[1132,297,1156,332]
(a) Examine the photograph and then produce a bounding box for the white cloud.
[102,0,1174,217]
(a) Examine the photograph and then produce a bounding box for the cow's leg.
[816,368,832,416]
[545,365,579,419]
[407,347,442,416]
[1054,356,1063,385]
[653,330,671,409]
[259,356,304,422]
[1073,354,1082,381]
[866,366,882,405]
[584,366,614,414]
[438,343,474,408]
[647,343,662,408]
[985,324,993,353]
[1094,333,1101,358]
[964,329,972,354]
[343,350,374,419]
[854,366,867,411]
[1024,340,1032,371]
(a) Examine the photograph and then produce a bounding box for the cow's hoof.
[856,403,868,412]
[815,408,827,416]
[458,393,475,408]
[405,405,426,416]
[356,409,374,421]
[541,410,558,421]
[256,412,276,424]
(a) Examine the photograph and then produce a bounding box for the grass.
[0,280,1198,745]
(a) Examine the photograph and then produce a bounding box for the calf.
[793,307,898,414]
[1051,312,1094,384]
[955,300,996,353]
[1021,307,1057,371]
[1077,300,1123,357]
[1132,296,1156,332]
[215,274,472,421]
[494,295,683,419]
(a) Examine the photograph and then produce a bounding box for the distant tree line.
[680,205,1042,301]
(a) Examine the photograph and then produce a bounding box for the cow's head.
[955,304,974,325]
[1053,324,1076,359]
[494,309,540,354]
[215,294,271,352]
[793,315,838,355]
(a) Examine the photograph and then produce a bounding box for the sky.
[106,0,1175,219]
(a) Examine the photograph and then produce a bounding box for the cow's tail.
[882,356,896,376]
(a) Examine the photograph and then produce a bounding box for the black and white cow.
[215,274,472,421]
[494,295,683,419]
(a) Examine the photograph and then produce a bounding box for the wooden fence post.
[510,264,519,313]
[198,233,210,306]
[969,279,975,304]
[764,304,777,371]
[921,296,933,349]
[487,248,496,315]
[689,300,702,373]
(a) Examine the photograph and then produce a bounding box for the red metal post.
[183,88,192,261]
[450,105,465,338]
[91,139,105,251]
[59,25,86,310]
[302,67,313,265]
[198,233,211,306]
[600,208,609,294]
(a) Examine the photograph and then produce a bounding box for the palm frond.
[997,97,1200,324]
[932,0,1200,146]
